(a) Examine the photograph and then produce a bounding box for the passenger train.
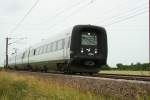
[8,25,108,74]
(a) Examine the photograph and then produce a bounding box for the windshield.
[81,32,97,45]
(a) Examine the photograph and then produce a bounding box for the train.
[7,25,108,74]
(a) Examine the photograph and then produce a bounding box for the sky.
[0,0,149,67]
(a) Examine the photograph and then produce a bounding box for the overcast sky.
[0,0,149,67]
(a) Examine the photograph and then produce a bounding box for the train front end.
[69,25,108,73]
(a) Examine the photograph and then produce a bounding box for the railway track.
[94,73,150,82]
[6,70,150,82]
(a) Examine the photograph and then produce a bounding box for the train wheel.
[43,65,48,72]
[89,73,94,75]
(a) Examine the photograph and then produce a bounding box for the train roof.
[9,24,105,57]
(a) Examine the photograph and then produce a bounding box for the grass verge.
[0,71,111,100]
[100,71,150,76]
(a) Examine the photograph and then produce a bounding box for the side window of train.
[44,45,47,53]
[48,44,51,52]
[33,49,36,56]
[37,48,40,55]
[27,51,29,57]
[49,43,53,52]
[41,46,44,54]
[24,51,27,58]
[43,45,47,53]
[45,44,48,53]
[62,39,65,49]
[22,52,25,59]
[46,44,49,52]
[51,42,53,52]
[35,48,38,55]
[47,44,49,53]
[37,48,39,55]
[36,48,39,55]
[68,37,71,48]
[55,41,58,51]
[40,47,43,54]
[39,47,42,55]
[43,46,46,54]
[26,51,28,57]
[52,42,56,51]
[29,49,32,56]
[57,40,62,50]
[56,41,58,51]
[39,47,41,55]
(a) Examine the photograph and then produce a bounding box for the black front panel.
[70,25,107,66]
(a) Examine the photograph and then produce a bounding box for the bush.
[116,63,150,71]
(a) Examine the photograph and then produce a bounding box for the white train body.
[8,25,108,74]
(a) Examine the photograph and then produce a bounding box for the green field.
[100,71,150,76]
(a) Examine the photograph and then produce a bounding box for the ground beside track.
[0,71,108,100]
[4,70,150,99]
[100,70,150,76]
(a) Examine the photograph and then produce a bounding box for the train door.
[63,34,70,59]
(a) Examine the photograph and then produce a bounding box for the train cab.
[69,25,108,73]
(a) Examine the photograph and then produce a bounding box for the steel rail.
[6,70,150,82]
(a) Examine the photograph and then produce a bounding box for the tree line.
[101,62,150,71]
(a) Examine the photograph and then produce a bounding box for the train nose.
[83,60,95,66]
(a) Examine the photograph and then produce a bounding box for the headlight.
[81,48,84,53]
[95,49,98,54]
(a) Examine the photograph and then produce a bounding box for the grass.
[0,71,149,100]
[100,70,150,76]
[0,71,110,100]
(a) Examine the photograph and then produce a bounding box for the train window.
[68,37,71,48]
[52,42,56,51]
[47,44,49,52]
[55,42,58,51]
[39,47,42,54]
[24,51,27,58]
[26,51,29,57]
[48,44,51,52]
[43,46,45,54]
[39,47,41,54]
[41,47,43,54]
[37,48,40,55]
[56,41,58,50]
[22,52,25,58]
[57,40,63,50]
[31,49,33,56]
[41,46,44,54]
[37,48,41,55]
[43,45,47,53]
[29,49,32,56]
[33,49,36,55]
[45,45,48,53]
[62,39,65,49]
[48,43,52,52]
[24,52,26,58]
[40,47,43,54]
[50,43,52,52]
[81,33,97,45]
[35,49,37,55]
[46,44,49,52]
